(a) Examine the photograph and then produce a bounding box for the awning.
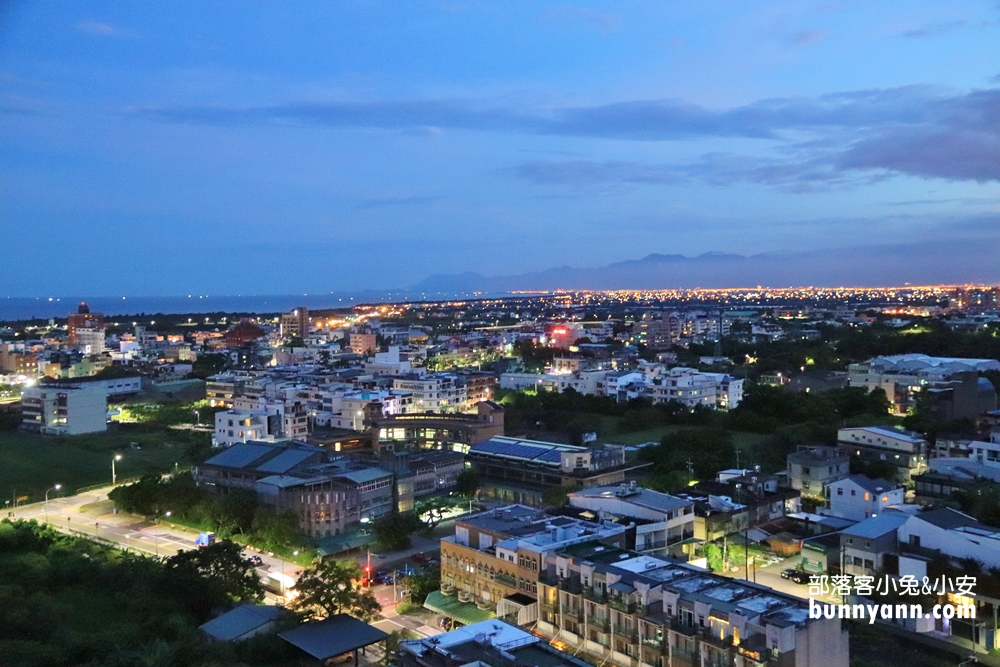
[315,531,376,557]
[424,590,496,626]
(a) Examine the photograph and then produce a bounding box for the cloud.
[900,20,967,38]
[133,85,1000,185]
[790,29,828,45]
[543,6,620,33]
[76,21,117,36]
[357,195,440,209]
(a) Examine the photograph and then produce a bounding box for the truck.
[195,532,216,547]
[264,572,297,596]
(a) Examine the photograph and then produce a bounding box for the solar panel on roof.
[204,444,276,469]
[537,450,563,463]
[256,448,316,474]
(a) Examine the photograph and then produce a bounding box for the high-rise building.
[280,307,309,338]
[67,302,105,351]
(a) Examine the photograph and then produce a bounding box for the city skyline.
[2,1,999,296]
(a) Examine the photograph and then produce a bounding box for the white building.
[568,483,696,557]
[822,475,905,522]
[21,382,108,435]
[393,373,468,413]
[214,410,283,447]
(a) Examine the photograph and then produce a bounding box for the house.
[787,447,850,499]
[837,426,929,482]
[838,512,909,575]
[822,475,904,522]
[200,604,285,642]
[568,484,696,558]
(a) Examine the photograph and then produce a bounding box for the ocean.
[0,291,491,322]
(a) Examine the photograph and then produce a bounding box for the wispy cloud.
[790,29,828,45]
[76,21,118,36]
[543,6,620,33]
[358,195,440,209]
[900,20,967,38]
[132,85,1000,186]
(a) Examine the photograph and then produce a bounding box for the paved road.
[8,485,447,636]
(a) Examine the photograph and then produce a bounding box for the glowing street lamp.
[44,484,61,522]
[112,454,122,485]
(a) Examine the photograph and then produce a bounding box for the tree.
[415,496,454,529]
[373,512,424,552]
[407,567,440,605]
[382,630,418,666]
[210,489,258,536]
[291,559,382,621]
[164,540,264,603]
[542,484,582,509]
[454,468,480,499]
[191,352,228,379]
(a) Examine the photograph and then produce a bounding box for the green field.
[0,426,210,506]
[597,423,768,449]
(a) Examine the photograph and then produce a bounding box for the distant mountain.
[410,242,1000,292]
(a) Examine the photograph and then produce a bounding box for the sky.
[1,1,999,296]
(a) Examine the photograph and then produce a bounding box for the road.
[8,484,449,635]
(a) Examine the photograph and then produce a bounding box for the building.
[375,400,505,453]
[392,373,468,414]
[398,620,595,667]
[838,512,909,576]
[280,307,309,338]
[199,604,286,643]
[821,475,904,522]
[535,543,849,667]
[848,354,1000,418]
[67,302,105,350]
[436,505,628,626]
[568,484,696,558]
[21,381,108,435]
[379,449,466,512]
[194,441,396,536]
[467,436,644,507]
[786,447,850,500]
[837,426,929,482]
[350,332,377,354]
[213,409,283,447]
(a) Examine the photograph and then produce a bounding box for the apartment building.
[837,426,928,482]
[822,475,904,522]
[786,447,850,500]
[536,544,849,667]
[848,354,1000,418]
[375,400,505,453]
[392,373,468,414]
[468,436,642,507]
[280,307,309,338]
[398,620,596,667]
[568,484,696,558]
[194,441,395,536]
[436,505,627,626]
[21,382,108,435]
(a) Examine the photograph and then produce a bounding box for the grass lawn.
[0,425,210,505]
[598,424,769,450]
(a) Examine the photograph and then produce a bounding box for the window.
[864,492,871,501]
[851,489,856,496]
[837,488,843,496]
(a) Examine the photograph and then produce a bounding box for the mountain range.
[410,241,1000,293]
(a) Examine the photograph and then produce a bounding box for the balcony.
[609,598,637,614]
[587,618,611,632]
[612,626,638,641]
[585,587,608,603]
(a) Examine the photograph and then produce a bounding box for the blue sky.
[1,1,998,296]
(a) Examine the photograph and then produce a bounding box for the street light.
[112,454,123,485]
[193,409,200,425]
[44,484,61,522]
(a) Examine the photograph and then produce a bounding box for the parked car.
[246,555,263,566]
[781,569,810,584]
[411,553,432,564]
